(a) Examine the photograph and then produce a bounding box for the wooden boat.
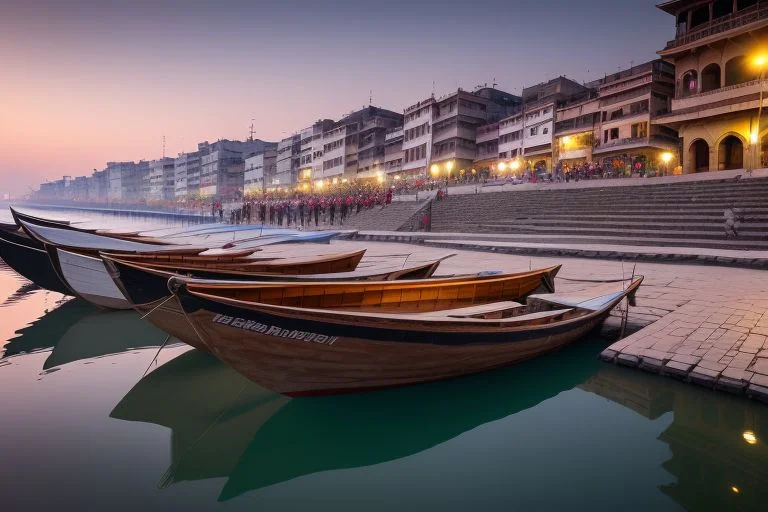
[153,265,560,368]
[0,223,72,295]
[170,272,638,396]
[101,254,450,351]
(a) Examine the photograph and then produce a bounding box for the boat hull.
[49,248,132,309]
[176,291,609,396]
[0,228,72,295]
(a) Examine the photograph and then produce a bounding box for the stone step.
[441,224,768,241]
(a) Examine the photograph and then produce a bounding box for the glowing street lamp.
[445,160,454,173]
[510,159,521,171]
[751,52,768,172]
[430,163,440,177]
[498,161,508,171]
[742,430,758,445]
[659,152,673,176]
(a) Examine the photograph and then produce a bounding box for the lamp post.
[660,151,673,177]
[751,54,768,173]
[445,160,454,189]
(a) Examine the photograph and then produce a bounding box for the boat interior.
[184,272,550,314]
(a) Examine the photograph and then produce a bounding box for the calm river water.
[0,205,767,511]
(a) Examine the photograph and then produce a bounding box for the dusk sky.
[0,0,672,196]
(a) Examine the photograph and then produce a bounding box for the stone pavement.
[326,239,768,403]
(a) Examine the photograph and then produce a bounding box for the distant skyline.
[0,0,672,195]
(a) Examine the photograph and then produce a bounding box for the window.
[543,127,549,135]
[530,127,538,136]
[610,128,619,140]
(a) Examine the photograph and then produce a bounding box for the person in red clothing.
[385,188,392,206]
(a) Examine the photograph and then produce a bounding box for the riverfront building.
[148,158,175,201]
[244,144,278,195]
[553,60,678,173]
[655,0,768,173]
[275,135,300,189]
[174,151,202,199]
[297,120,335,189]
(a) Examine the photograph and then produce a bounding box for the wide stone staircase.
[429,177,768,250]
[308,200,428,232]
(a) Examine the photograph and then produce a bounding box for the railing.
[677,78,763,100]
[664,4,768,50]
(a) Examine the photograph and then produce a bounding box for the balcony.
[672,79,765,111]
[662,4,768,52]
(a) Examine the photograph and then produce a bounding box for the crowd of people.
[224,183,395,227]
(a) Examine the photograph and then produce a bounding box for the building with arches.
[656,0,768,173]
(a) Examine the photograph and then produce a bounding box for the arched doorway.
[718,135,744,170]
[689,139,710,173]
[701,63,721,92]
[681,70,698,96]
[725,56,756,86]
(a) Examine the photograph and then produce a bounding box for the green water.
[0,264,767,511]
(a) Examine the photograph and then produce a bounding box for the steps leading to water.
[429,177,768,250]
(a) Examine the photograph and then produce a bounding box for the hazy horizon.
[0,0,671,195]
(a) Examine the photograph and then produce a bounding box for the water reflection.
[1,282,42,307]
[581,366,768,511]
[111,350,289,488]
[2,299,169,370]
[114,337,605,502]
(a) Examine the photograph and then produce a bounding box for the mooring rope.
[139,294,176,320]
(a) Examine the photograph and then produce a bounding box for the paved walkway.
[352,231,768,268]
[324,239,768,403]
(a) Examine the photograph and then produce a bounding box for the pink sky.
[0,0,669,197]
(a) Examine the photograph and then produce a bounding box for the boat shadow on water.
[1,298,170,369]
[110,335,608,501]
[110,335,768,509]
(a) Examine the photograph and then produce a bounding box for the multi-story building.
[88,169,109,202]
[106,161,148,203]
[355,108,403,180]
[174,151,202,199]
[275,135,300,189]
[148,157,175,201]
[401,97,435,177]
[318,106,402,184]
[383,127,404,177]
[198,139,271,198]
[655,0,768,173]
[591,61,677,171]
[297,120,335,187]
[244,144,278,195]
[552,94,601,168]
[475,122,500,177]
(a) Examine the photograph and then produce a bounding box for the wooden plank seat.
[416,301,523,318]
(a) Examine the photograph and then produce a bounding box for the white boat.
[52,248,133,310]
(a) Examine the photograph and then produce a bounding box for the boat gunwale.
[181,276,641,333]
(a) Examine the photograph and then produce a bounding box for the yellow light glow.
[731,486,740,494]
[394,174,401,180]
[753,54,768,69]
[498,161,507,171]
[743,430,758,445]
[430,164,440,176]
[445,160,454,172]
[376,175,384,183]
[341,178,348,184]
[510,160,521,171]
[315,179,324,189]
[660,152,673,164]
[332,177,338,185]
[562,136,571,145]
[751,130,759,144]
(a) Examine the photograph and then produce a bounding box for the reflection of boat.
[1,299,95,359]
[219,337,605,500]
[110,350,289,487]
[581,365,768,511]
[173,272,639,396]
[43,309,169,369]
